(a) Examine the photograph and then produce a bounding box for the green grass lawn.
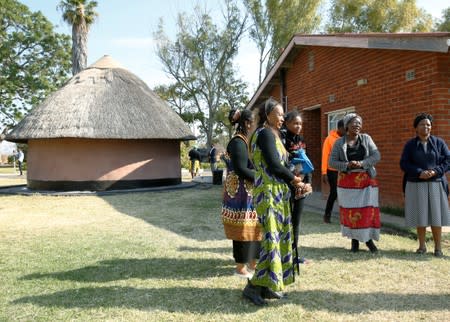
[0,166,20,174]
[0,167,26,187]
[0,184,449,321]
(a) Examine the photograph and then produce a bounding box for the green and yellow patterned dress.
[249,127,294,291]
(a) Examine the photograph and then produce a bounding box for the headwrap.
[343,113,362,129]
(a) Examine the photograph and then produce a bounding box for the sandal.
[234,271,253,279]
[415,247,427,254]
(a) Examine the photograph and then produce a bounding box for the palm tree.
[58,0,98,75]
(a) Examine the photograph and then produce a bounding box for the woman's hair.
[413,113,433,128]
[343,113,362,130]
[229,108,253,135]
[284,109,301,123]
[255,97,280,127]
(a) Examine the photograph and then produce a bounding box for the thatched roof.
[7,55,195,143]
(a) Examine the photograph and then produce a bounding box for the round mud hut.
[6,55,195,191]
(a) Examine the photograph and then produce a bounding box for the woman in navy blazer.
[400,113,449,257]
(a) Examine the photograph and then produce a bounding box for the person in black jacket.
[400,113,449,257]
[221,109,261,278]
[281,110,313,267]
[188,147,201,179]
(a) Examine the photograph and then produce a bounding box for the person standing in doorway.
[321,119,345,223]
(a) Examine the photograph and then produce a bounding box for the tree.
[326,0,433,33]
[435,7,450,31]
[154,0,247,146]
[153,83,199,124]
[0,0,71,129]
[244,0,323,84]
[218,76,249,142]
[58,0,98,75]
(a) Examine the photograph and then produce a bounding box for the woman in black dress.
[221,109,261,278]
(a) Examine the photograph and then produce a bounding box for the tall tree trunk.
[71,23,88,75]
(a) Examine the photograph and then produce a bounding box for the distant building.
[246,33,450,207]
[0,129,17,164]
[7,55,195,191]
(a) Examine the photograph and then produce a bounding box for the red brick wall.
[280,46,449,207]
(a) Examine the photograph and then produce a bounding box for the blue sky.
[20,0,449,93]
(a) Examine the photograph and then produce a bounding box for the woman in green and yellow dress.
[242,98,304,306]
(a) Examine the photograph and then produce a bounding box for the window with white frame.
[326,107,355,133]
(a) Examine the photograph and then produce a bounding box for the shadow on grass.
[99,185,226,242]
[178,246,231,255]
[20,258,233,283]
[98,184,416,244]
[19,247,439,285]
[296,245,443,262]
[12,286,450,313]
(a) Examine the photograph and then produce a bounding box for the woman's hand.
[291,176,303,187]
[301,183,313,194]
[294,182,312,199]
[347,161,362,169]
[419,170,436,179]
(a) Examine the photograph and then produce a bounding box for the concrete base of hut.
[27,178,181,191]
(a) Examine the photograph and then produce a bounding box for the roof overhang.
[246,33,450,110]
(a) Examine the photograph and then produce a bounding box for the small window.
[405,69,415,81]
[326,107,355,133]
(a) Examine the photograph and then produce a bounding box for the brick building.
[246,33,450,208]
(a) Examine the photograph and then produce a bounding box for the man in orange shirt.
[321,119,345,223]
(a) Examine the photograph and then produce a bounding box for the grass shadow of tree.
[19,258,232,283]
[99,185,225,241]
[12,286,450,313]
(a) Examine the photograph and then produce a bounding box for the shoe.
[323,215,331,224]
[415,247,427,254]
[243,282,267,306]
[261,287,288,299]
[365,240,378,253]
[434,249,443,258]
[351,239,359,252]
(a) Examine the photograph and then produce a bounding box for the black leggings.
[291,195,305,248]
[232,241,260,264]
[325,170,338,216]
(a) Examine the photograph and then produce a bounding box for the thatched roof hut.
[6,55,195,191]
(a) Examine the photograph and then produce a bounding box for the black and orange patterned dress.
[221,134,261,264]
